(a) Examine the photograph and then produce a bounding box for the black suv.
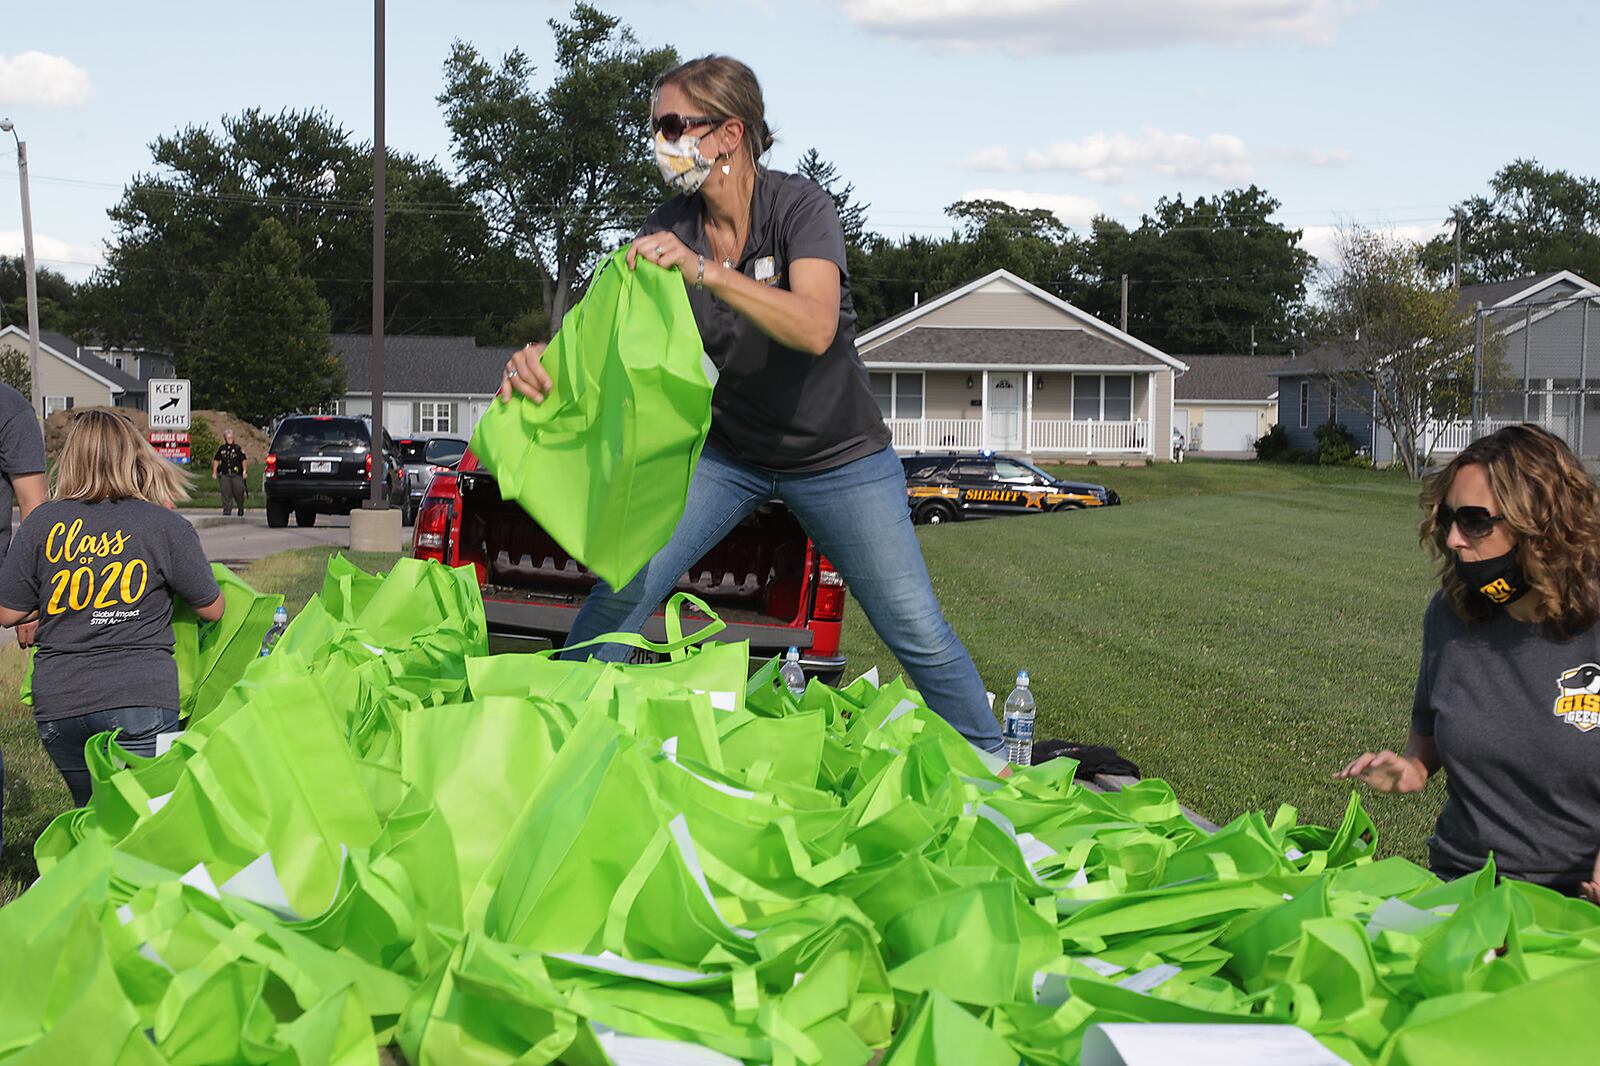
[901,452,1120,525]
[263,414,406,528]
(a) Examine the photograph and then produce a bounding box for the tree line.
[3,1,1597,424]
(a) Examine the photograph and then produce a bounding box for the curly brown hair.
[1419,424,1600,638]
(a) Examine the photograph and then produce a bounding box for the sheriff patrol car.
[901,452,1120,525]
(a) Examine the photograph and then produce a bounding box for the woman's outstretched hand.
[1333,750,1429,794]
[497,343,553,404]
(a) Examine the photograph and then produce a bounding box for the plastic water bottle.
[259,606,289,657]
[779,646,807,699]
[1002,670,1036,767]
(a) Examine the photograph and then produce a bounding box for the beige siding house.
[857,270,1188,462]
[0,326,147,415]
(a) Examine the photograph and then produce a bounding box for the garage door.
[1201,409,1258,452]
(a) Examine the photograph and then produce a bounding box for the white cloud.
[959,188,1099,227]
[0,230,104,278]
[1273,147,1354,168]
[1010,128,1254,184]
[964,145,1013,171]
[837,0,1360,54]
[1117,192,1143,209]
[0,51,93,109]
[1299,222,1450,269]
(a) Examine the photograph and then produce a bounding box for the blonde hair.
[654,55,775,172]
[54,409,191,506]
[1419,423,1600,638]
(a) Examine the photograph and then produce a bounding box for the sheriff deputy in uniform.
[211,430,249,516]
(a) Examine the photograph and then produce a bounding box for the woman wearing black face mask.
[1336,424,1600,903]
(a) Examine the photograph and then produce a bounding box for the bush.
[189,415,222,474]
[1314,420,1360,466]
[1253,423,1290,461]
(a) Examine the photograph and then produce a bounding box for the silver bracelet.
[695,255,706,290]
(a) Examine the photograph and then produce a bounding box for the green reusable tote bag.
[469,250,715,591]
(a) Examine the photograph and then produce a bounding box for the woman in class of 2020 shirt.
[0,410,224,807]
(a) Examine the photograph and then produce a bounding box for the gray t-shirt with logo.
[640,168,892,473]
[0,382,46,562]
[1412,591,1600,887]
[0,498,220,721]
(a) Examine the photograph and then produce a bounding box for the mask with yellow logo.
[654,131,713,196]
[1456,549,1530,607]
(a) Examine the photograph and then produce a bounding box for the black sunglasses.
[1436,503,1506,540]
[652,113,722,141]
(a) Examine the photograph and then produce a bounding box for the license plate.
[309,460,333,474]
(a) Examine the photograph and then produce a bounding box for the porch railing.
[887,418,1150,454]
[1030,419,1149,453]
[886,418,983,451]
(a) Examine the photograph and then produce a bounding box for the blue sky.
[4,0,1599,283]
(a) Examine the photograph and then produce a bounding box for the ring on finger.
[506,368,520,378]
[653,245,664,254]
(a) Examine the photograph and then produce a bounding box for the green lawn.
[841,466,1445,864]
[2,461,1445,903]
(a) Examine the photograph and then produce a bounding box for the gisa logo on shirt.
[1553,663,1600,732]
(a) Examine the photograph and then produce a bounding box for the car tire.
[917,501,958,525]
[294,508,318,528]
[1052,502,1085,513]
[266,499,290,529]
[402,499,416,527]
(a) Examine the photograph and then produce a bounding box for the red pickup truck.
[411,450,850,683]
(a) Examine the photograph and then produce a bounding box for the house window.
[43,396,73,417]
[1328,383,1338,422]
[1071,374,1134,421]
[418,401,454,433]
[111,355,126,371]
[1299,382,1310,428]
[868,372,923,419]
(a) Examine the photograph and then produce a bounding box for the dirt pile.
[43,407,270,464]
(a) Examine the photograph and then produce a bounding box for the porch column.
[1024,372,1033,454]
[981,369,990,451]
[1148,371,1156,459]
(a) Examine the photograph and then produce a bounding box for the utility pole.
[1120,274,1129,333]
[1452,208,1463,290]
[369,0,387,507]
[1,119,43,421]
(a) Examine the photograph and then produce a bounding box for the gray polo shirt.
[1412,591,1600,888]
[0,382,46,562]
[639,168,891,472]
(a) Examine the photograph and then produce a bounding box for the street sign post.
[148,378,191,431]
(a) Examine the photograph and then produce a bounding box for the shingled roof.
[35,329,147,393]
[1169,355,1279,401]
[863,326,1169,367]
[331,334,516,395]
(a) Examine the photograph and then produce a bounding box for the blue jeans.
[564,443,1004,752]
[36,706,181,808]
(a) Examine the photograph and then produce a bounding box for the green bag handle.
[549,591,727,663]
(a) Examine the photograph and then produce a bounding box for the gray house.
[0,326,149,413]
[330,334,513,437]
[1269,270,1600,462]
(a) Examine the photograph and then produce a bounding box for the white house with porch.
[856,270,1188,462]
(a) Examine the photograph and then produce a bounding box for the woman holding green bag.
[1336,425,1600,902]
[499,55,1005,756]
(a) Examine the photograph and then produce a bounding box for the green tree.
[1081,187,1313,353]
[0,346,30,397]
[192,218,340,425]
[438,3,677,334]
[794,148,871,248]
[1423,160,1600,285]
[78,108,535,368]
[0,256,78,333]
[1316,225,1505,479]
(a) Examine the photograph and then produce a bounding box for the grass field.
[1,460,1445,904]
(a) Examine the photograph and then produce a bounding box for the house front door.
[987,374,1022,451]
